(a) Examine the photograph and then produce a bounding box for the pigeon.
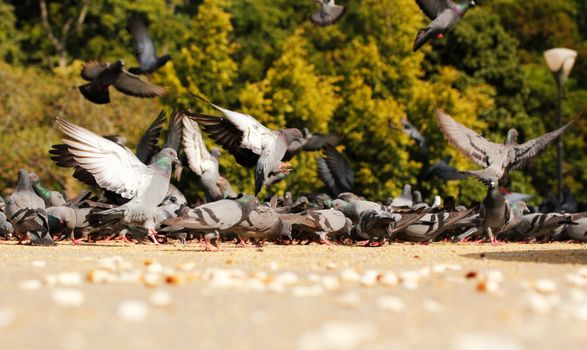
[5,169,53,245]
[436,110,575,185]
[502,212,579,242]
[563,217,587,242]
[281,208,352,244]
[355,209,397,245]
[0,210,13,239]
[46,206,77,242]
[316,144,354,197]
[401,119,427,151]
[181,113,223,201]
[50,111,172,204]
[394,207,475,242]
[163,195,259,251]
[55,118,179,243]
[389,184,413,209]
[427,155,468,181]
[185,96,304,196]
[310,0,346,26]
[128,15,172,75]
[29,173,67,207]
[465,180,528,244]
[332,198,385,224]
[231,204,292,246]
[413,0,476,52]
[78,60,166,104]
[282,128,339,161]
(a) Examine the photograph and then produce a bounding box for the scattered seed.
[20,279,42,291]
[0,309,15,329]
[31,260,46,268]
[533,279,557,294]
[376,295,405,312]
[117,300,149,322]
[149,291,172,306]
[465,271,478,279]
[51,288,85,307]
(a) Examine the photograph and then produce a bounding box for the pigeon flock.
[1,1,585,250]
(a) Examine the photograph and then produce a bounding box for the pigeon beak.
[470,0,476,7]
[173,157,181,165]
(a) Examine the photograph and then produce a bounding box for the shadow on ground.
[463,247,587,265]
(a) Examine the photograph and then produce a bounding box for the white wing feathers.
[208,102,276,154]
[56,118,152,199]
[182,114,216,176]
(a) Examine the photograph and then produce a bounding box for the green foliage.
[1,0,587,207]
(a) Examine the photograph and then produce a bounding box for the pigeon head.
[282,128,304,146]
[157,54,172,67]
[469,0,476,7]
[28,173,40,184]
[513,202,529,216]
[152,148,179,171]
[505,129,519,145]
[109,60,124,71]
[16,169,32,190]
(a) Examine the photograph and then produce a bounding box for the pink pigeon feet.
[203,234,221,252]
[147,229,161,245]
[279,162,293,174]
[436,33,445,39]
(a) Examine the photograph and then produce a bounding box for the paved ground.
[1,241,587,349]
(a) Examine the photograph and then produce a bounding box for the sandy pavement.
[1,241,587,349]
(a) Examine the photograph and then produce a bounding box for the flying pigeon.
[50,111,175,204]
[184,96,304,196]
[128,15,172,75]
[401,119,427,151]
[163,195,259,251]
[427,155,468,181]
[55,118,179,243]
[5,169,53,245]
[413,0,476,51]
[310,0,346,26]
[436,110,575,185]
[78,60,166,104]
[181,113,224,201]
[316,144,354,197]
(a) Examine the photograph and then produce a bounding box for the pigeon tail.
[413,27,432,52]
[87,208,124,227]
[254,167,265,197]
[127,67,143,75]
[79,83,110,104]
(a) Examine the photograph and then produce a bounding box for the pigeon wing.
[129,16,157,67]
[113,70,167,97]
[81,61,106,81]
[436,110,504,167]
[415,0,453,20]
[136,110,165,164]
[56,118,152,199]
[182,113,217,176]
[509,119,575,170]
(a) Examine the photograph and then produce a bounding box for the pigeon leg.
[436,33,444,39]
[355,240,370,246]
[236,236,252,248]
[203,231,221,251]
[147,228,160,245]
[278,162,292,174]
[319,232,332,245]
[456,227,480,242]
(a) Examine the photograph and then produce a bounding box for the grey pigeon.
[355,209,397,245]
[0,210,13,239]
[29,173,67,207]
[185,96,304,195]
[167,183,188,206]
[78,60,166,104]
[163,195,259,251]
[436,110,575,185]
[55,118,179,244]
[128,15,172,75]
[232,204,292,246]
[464,180,528,244]
[389,184,413,209]
[5,169,53,245]
[560,186,578,213]
[563,217,587,242]
[401,119,427,151]
[502,212,578,242]
[46,206,77,242]
[181,113,223,201]
[427,155,467,181]
[50,110,170,204]
[316,144,354,196]
[310,0,346,26]
[332,198,385,224]
[413,0,476,51]
[394,207,474,242]
[281,208,352,244]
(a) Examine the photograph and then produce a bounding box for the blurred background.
[0,0,586,206]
